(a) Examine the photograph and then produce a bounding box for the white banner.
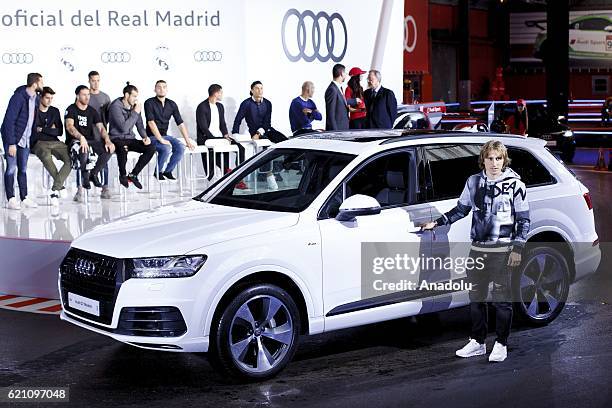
[0,0,403,136]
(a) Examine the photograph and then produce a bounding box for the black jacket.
[196,100,228,141]
[32,106,63,145]
[364,86,397,129]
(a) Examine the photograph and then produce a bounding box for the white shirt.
[209,102,222,138]
[333,80,346,104]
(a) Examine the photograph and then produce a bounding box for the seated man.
[108,83,155,189]
[232,81,287,189]
[65,85,115,203]
[144,80,195,180]
[196,84,245,181]
[31,86,70,206]
[289,81,322,136]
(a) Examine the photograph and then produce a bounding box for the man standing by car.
[324,64,350,131]
[289,81,322,136]
[421,140,530,363]
[364,70,397,129]
[108,83,155,189]
[145,80,195,180]
[31,86,70,206]
[1,73,43,210]
[87,70,112,199]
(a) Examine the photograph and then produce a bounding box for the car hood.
[71,200,300,258]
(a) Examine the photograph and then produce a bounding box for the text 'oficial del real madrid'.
[1,9,221,28]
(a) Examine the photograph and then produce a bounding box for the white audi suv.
[59,130,601,380]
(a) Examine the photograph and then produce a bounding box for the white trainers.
[488,341,508,362]
[455,338,486,358]
[266,173,278,191]
[49,192,59,207]
[21,197,38,208]
[6,197,21,210]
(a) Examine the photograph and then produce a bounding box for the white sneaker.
[58,188,68,199]
[266,174,278,191]
[455,338,486,358]
[488,341,507,362]
[49,192,59,207]
[6,197,21,210]
[21,197,38,208]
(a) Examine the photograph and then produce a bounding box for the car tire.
[512,245,571,326]
[208,284,301,382]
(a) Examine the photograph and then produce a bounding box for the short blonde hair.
[479,140,511,170]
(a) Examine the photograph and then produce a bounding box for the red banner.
[404,0,429,73]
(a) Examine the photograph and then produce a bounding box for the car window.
[320,150,414,219]
[206,148,355,212]
[506,147,555,187]
[425,144,480,201]
[579,18,609,31]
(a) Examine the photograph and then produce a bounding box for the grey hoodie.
[108,97,147,141]
[435,167,530,250]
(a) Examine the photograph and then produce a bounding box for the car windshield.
[197,148,356,212]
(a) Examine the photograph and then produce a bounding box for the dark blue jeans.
[151,135,185,174]
[3,145,30,200]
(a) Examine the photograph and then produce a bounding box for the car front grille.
[60,248,124,325]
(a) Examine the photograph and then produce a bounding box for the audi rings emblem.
[100,51,131,63]
[281,9,347,63]
[2,53,34,64]
[74,258,95,276]
[404,15,417,53]
[193,50,222,62]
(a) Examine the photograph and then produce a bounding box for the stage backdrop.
[0,0,403,137]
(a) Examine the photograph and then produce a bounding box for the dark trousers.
[112,139,156,177]
[74,141,111,187]
[3,144,29,200]
[350,117,367,129]
[197,136,246,180]
[293,128,316,136]
[262,128,288,143]
[467,248,514,346]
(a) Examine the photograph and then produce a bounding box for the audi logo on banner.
[100,51,131,63]
[2,53,34,64]
[281,9,347,63]
[193,50,222,62]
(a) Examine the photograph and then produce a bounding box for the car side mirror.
[336,194,381,222]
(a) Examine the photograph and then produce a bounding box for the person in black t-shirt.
[31,87,70,205]
[65,85,115,202]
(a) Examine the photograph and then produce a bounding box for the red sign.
[404,0,429,73]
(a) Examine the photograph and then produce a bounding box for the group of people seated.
[1,64,397,210]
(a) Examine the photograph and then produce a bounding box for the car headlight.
[563,130,573,137]
[130,255,207,278]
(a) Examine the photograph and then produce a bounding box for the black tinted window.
[507,147,555,186]
[579,18,609,31]
[426,145,480,200]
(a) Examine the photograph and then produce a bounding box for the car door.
[318,148,435,331]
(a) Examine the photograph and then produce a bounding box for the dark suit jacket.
[324,82,349,131]
[196,100,228,142]
[364,86,397,129]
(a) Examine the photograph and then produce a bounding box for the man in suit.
[364,70,397,129]
[324,64,351,131]
[196,84,245,180]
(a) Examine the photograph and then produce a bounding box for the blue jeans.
[3,145,30,200]
[151,136,184,173]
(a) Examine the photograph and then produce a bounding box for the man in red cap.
[507,99,528,136]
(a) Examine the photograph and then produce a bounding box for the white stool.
[183,145,209,196]
[205,139,240,178]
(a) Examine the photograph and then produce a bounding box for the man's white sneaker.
[49,192,59,207]
[6,197,21,210]
[488,341,507,362]
[266,174,278,191]
[21,197,38,208]
[455,338,486,358]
